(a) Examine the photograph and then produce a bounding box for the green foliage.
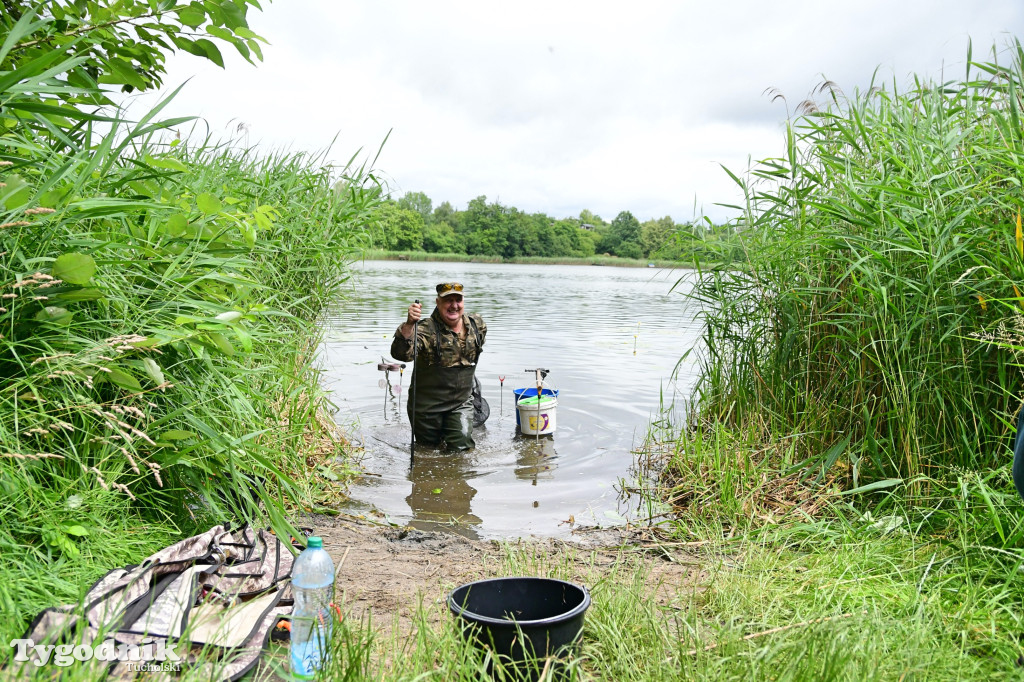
[0,1,382,644]
[0,0,266,100]
[369,194,634,260]
[422,221,461,253]
[686,40,1024,483]
[603,210,642,257]
[374,202,424,251]
[397,190,432,223]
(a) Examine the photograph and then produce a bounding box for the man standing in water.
[391,282,487,450]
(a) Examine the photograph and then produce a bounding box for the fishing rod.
[410,299,420,461]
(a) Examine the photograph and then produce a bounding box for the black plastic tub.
[447,577,591,679]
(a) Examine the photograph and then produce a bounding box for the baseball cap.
[436,282,465,297]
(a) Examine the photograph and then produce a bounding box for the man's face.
[437,294,464,328]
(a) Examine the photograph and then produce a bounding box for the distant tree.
[616,241,643,260]
[398,191,433,223]
[579,209,608,230]
[422,222,462,253]
[611,211,642,244]
[641,216,675,258]
[551,219,585,257]
[433,201,456,226]
[375,203,423,251]
[601,210,641,256]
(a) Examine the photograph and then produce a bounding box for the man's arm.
[391,301,423,361]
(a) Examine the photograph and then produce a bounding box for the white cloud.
[126,0,1024,223]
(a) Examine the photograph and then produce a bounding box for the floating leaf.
[52,252,96,285]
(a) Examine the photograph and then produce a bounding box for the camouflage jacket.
[390,308,487,368]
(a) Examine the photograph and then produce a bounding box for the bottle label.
[290,621,332,678]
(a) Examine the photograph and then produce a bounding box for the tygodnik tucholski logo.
[10,637,182,672]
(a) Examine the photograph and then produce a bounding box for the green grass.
[296,499,1024,681]
[0,93,381,645]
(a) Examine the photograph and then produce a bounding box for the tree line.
[370,192,745,262]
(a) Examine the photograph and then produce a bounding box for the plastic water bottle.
[290,536,335,679]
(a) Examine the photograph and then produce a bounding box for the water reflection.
[513,435,557,483]
[406,449,483,539]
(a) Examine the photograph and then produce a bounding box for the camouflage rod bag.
[6,524,299,680]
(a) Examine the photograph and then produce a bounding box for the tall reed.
[0,93,381,642]
[684,41,1024,487]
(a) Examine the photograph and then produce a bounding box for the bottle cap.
[306,536,323,549]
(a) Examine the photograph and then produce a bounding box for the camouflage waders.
[391,309,486,450]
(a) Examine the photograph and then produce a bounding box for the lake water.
[318,260,702,539]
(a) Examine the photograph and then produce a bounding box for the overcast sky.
[129,1,1024,224]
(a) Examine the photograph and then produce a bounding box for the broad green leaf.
[142,358,165,385]
[160,430,197,441]
[215,311,243,323]
[107,367,143,392]
[34,306,72,324]
[196,192,222,214]
[207,25,233,42]
[247,38,263,61]
[234,27,265,42]
[218,1,249,29]
[232,325,251,352]
[164,213,188,237]
[62,524,89,537]
[54,288,104,302]
[177,7,206,27]
[1,175,31,209]
[194,39,225,68]
[101,58,147,90]
[840,478,904,496]
[52,253,96,285]
[206,332,235,356]
[145,154,187,172]
[39,187,70,208]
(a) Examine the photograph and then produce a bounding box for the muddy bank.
[309,514,706,638]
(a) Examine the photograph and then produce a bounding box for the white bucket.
[516,395,558,436]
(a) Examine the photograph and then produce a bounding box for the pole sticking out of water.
[499,375,505,415]
[410,300,420,462]
[531,368,544,442]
